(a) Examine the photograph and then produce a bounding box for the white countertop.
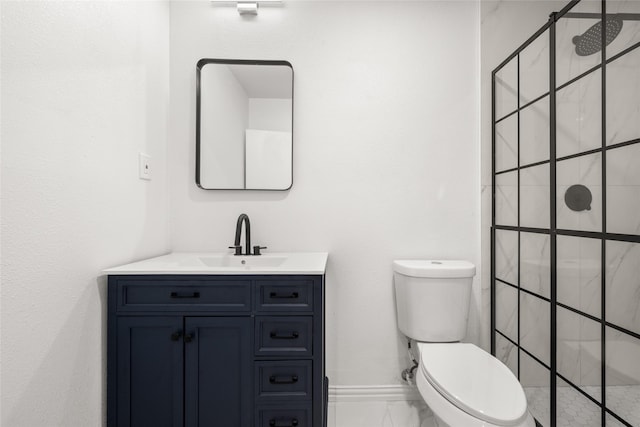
[103,252,328,275]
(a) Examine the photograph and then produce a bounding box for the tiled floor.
[525,385,640,427]
[328,400,435,427]
[601,386,640,427]
[328,385,640,426]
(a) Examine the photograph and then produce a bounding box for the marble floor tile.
[495,57,518,120]
[496,171,518,227]
[495,114,517,173]
[557,235,601,319]
[495,229,518,285]
[520,96,550,166]
[496,280,518,342]
[606,45,640,146]
[331,400,435,427]
[605,385,640,427]
[496,332,518,377]
[556,70,601,159]
[556,383,601,427]
[520,164,550,229]
[519,30,549,105]
[520,232,551,298]
[327,386,640,426]
[520,293,551,366]
[524,386,550,427]
[606,241,640,337]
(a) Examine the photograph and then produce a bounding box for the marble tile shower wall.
[493,1,640,425]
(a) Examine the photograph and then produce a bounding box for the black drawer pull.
[269,374,299,384]
[170,331,182,341]
[170,291,200,299]
[184,333,194,343]
[269,291,299,299]
[269,418,298,427]
[270,331,299,339]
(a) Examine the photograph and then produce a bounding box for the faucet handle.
[253,246,267,256]
[228,245,242,256]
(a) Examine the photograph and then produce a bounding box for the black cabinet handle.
[184,333,194,343]
[269,375,299,384]
[170,291,200,299]
[170,331,182,341]
[269,291,299,299]
[269,331,299,339]
[269,419,298,427]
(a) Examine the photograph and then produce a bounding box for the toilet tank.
[393,260,476,342]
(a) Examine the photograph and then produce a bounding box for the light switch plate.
[139,153,151,180]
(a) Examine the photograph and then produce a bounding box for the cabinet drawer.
[256,405,312,427]
[256,361,312,401]
[255,317,313,356]
[117,279,252,312]
[256,280,313,312]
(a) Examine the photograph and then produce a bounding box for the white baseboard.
[328,384,422,402]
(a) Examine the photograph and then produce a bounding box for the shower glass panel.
[492,1,640,426]
[521,350,551,426]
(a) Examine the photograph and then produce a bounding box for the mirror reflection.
[196,59,293,190]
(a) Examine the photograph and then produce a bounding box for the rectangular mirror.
[196,59,293,190]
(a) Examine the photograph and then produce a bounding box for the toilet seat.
[418,343,528,426]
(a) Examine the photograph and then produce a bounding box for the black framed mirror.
[196,59,293,190]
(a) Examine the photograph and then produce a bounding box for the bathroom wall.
[480,0,565,343]
[0,2,170,425]
[480,0,563,370]
[480,3,561,425]
[0,1,592,426]
[485,1,640,426]
[169,0,481,388]
[200,64,248,188]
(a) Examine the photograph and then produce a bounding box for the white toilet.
[393,260,536,427]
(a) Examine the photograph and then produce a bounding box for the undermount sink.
[103,252,328,275]
[198,255,287,268]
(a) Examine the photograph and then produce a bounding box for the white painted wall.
[248,98,291,132]
[0,1,569,424]
[245,129,292,189]
[169,1,481,386]
[200,64,248,188]
[0,2,170,425]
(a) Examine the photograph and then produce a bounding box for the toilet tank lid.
[393,260,476,278]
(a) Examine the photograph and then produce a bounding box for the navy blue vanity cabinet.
[115,316,185,427]
[184,316,253,426]
[107,274,326,427]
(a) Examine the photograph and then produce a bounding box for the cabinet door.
[184,317,252,427]
[116,316,183,427]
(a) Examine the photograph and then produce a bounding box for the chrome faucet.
[229,214,266,256]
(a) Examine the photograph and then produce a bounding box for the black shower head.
[572,15,624,56]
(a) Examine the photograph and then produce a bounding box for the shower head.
[572,15,624,56]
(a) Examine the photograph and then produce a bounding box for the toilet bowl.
[415,342,536,427]
[393,260,536,427]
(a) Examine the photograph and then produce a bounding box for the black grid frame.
[491,1,640,426]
